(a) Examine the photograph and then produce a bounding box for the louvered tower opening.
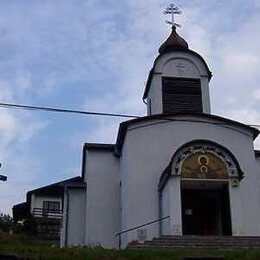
[162,77,203,114]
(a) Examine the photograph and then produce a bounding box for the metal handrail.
[115,215,170,249]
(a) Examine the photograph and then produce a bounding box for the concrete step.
[150,240,260,244]
[128,236,260,250]
[159,235,260,240]
[149,240,260,245]
[130,244,260,249]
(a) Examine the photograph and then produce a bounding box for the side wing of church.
[60,24,260,249]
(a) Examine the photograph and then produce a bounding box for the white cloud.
[0,77,48,215]
[222,53,259,75]
[0,0,260,214]
[253,89,260,101]
[15,71,32,91]
[254,0,260,8]
[83,1,260,152]
[0,80,14,101]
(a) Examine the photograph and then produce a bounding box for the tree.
[0,213,13,232]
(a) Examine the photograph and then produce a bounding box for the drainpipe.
[64,186,70,247]
[158,191,162,236]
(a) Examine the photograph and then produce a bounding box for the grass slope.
[1,233,260,260]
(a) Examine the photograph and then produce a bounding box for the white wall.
[146,52,211,115]
[64,187,86,246]
[120,115,260,247]
[84,149,120,248]
[230,155,260,236]
[168,177,182,236]
[161,181,170,235]
[255,158,260,223]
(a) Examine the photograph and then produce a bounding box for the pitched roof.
[26,176,84,202]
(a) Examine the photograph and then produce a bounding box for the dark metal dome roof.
[159,26,188,54]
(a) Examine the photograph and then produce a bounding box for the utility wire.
[0,102,140,119]
[0,101,260,128]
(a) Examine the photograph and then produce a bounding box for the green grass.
[1,233,260,260]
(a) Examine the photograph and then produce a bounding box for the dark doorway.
[181,181,232,236]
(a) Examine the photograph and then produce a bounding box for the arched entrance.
[160,141,243,236]
[177,143,241,236]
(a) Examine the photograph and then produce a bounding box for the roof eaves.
[115,113,259,155]
[84,143,115,151]
[12,202,28,209]
[65,182,86,188]
[27,176,83,196]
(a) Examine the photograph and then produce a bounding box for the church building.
[60,12,260,249]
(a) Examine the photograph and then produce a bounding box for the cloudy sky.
[0,0,260,214]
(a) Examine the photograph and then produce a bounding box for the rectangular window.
[42,201,60,214]
[162,77,202,113]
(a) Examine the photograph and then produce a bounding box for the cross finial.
[163,3,182,28]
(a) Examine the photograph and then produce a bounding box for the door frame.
[180,179,232,236]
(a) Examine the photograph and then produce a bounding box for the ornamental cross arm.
[163,3,182,28]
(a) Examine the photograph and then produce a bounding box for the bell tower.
[143,4,212,116]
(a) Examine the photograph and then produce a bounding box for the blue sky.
[0,0,260,214]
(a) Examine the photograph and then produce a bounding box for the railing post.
[115,216,170,249]
[119,234,121,250]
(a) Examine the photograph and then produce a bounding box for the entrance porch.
[159,141,243,238]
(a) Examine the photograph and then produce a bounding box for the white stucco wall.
[63,187,86,246]
[255,158,260,216]
[146,52,211,115]
[168,177,182,236]
[161,181,170,235]
[120,115,260,247]
[84,149,120,248]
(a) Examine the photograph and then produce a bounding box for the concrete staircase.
[128,236,260,249]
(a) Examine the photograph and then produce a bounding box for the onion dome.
[159,26,189,54]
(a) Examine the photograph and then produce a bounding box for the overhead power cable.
[0,102,260,129]
[0,102,140,119]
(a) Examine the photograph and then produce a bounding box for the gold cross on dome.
[163,3,182,28]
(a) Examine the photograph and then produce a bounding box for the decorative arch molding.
[161,57,201,77]
[158,140,244,192]
[154,51,211,78]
